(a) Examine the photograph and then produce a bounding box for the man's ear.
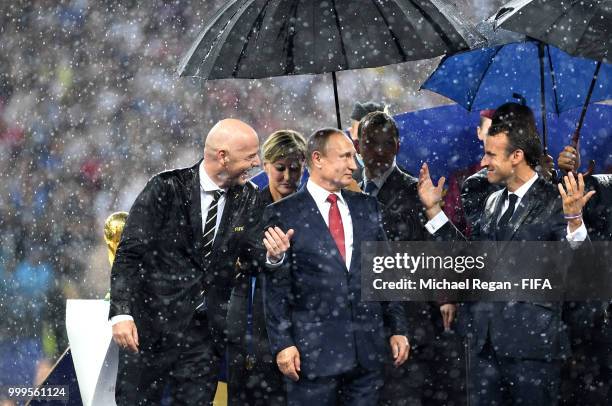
[312,151,323,168]
[218,149,228,165]
[512,149,524,165]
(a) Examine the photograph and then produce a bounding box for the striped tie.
[202,190,224,259]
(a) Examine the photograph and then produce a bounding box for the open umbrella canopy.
[421,38,612,114]
[250,103,612,186]
[178,0,484,80]
[495,0,612,63]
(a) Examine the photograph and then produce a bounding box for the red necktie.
[326,194,346,262]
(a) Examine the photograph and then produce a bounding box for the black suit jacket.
[374,166,426,242]
[227,186,273,350]
[263,188,407,377]
[436,176,573,360]
[461,168,502,233]
[370,167,445,349]
[109,161,264,347]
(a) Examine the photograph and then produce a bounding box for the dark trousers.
[286,365,383,406]
[227,342,286,406]
[115,312,222,406]
[467,341,561,406]
[560,329,612,405]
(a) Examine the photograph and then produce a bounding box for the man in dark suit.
[417,103,594,405]
[262,128,410,405]
[357,111,459,405]
[109,119,264,405]
[556,148,612,405]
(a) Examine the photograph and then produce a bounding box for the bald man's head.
[203,119,261,187]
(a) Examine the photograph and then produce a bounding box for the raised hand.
[557,172,595,232]
[417,163,445,219]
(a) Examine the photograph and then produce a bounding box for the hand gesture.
[557,172,595,231]
[417,163,445,219]
[264,226,294,263]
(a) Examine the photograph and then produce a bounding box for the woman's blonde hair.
[262,130,307,163]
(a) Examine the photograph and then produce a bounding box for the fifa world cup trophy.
[103,212,128,300]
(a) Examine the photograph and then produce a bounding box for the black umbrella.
[494,0,611,63]
[494,0,612,164]
[178,0,483,128]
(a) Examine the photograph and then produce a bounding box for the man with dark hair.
[262,127,409,405]
[417,102,594,405]
[109,119,264,405]
[358,111,459,405]
[348,101,387,184]
[348,101,387,145]
[459,109,503,233]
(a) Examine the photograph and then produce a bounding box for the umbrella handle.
[569,130,594,177]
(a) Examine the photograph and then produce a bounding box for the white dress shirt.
[425,173,587,243]
[111,161,226,325]
[306,179,354,270]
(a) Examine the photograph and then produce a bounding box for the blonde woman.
[227,130,307,406]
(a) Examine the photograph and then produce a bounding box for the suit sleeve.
[239,189,267,272]
[109,175,169,319]
[262,205,296,355]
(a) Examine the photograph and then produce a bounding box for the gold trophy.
[103,211,128,300]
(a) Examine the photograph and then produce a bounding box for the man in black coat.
[109,119,264,405]
[417,103,594,405]
[357,111,458,405]
[556,148,612,405]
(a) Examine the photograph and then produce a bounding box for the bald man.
[110,119,264,405]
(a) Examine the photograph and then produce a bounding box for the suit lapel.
[189,162,205,255]
[504,179,541,241]
[343,191,361,274]
[482,191,505,240]
[297,188,348,271]
[376,167,400,202]
[212,185,238,252]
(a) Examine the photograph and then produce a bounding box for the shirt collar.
[508,172,538,200]
[362,159,397,189]
[306,179,346,207]
[199,161,225,193]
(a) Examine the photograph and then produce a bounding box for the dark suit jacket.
[227,186,273,352]
[263,187,407,378]
[370,167,443,349]
[461,168,502,234]
[109,161,263,348]
[564,175,612,343]
[437,176,572,360]
[374,166,426,242]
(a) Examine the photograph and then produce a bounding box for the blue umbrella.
[421,27,612,151]
[250,103,612,188]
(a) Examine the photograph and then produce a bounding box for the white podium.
[66,299,118,406]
